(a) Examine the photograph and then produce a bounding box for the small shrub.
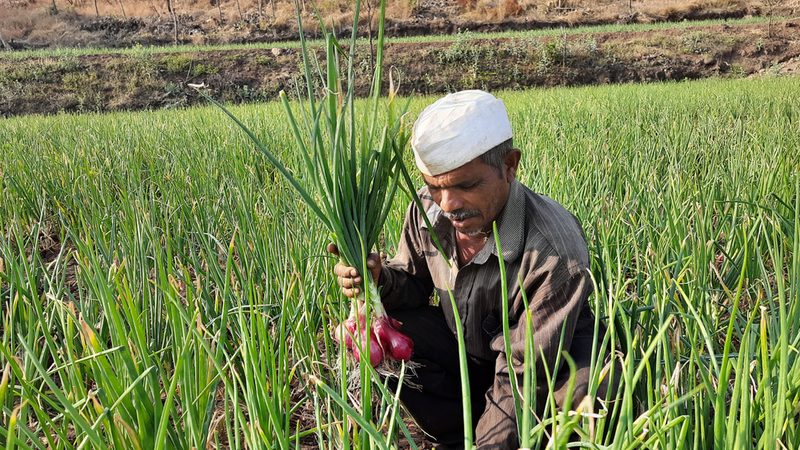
[164,82,184,96]
[235,84,262,101]
[728,63,746,77]
[683,32,710,54]
[62,71,98,92]
[255,55,271,66]
[163,54,196,74]
[437,30,487,64]
[583,37,598,55]
[191,63,219,77]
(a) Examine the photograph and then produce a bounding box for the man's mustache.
[444,209,481,222]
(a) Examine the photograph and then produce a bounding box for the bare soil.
[2,0,795,50]
[1,20,799,117]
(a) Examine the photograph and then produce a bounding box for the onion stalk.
[207,0,413,367]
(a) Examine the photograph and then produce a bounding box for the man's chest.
[425,247,523,333]
[424,249,526,361]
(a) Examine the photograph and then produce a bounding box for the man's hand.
[327,243,383,298]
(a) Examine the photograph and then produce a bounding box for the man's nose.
[439,189,463,212]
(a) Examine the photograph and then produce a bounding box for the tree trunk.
[0,32,9,51]
[766,0,783,38]
[118,0,127,18]
[367,0,374,77]
[218,0,223,23]
[50,0,58,15]
[172,13,179,45]
[150,0,162,18]
[235,0,242,21]
[166,0,178,44]
[94,0,99,16]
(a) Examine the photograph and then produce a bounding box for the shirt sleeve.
[378,201,435,311]
[475,268,592,448]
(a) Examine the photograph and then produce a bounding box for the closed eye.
[457,181,480,190]
[427,181,480,192]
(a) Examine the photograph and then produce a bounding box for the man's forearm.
[475,372,519,449]
[476,268,594,447]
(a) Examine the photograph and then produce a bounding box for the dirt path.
[1,20,798,117]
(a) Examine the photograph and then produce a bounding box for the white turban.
[411,90,513,176]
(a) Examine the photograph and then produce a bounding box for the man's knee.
[388,305,458,364]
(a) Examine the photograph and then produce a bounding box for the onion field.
[1,76,799,448]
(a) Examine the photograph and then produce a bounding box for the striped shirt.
[379,179,600,447]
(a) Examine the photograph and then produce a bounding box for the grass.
[0,75,799,448]
[0,15,776,61]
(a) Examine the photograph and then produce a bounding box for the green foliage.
[161,54,218,76]
[61,70,104,112]
[0,59,65,84]
[163,54,195,74]
[755,38,766,53]
[190,63,219,76]
[61,71,98,92]
[436,29,488,64]
[683,31,711,54]
[254,54,275,66]
[0,77,799,448]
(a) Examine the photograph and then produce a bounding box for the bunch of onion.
[333,295,414,367]
[208,0,413,368]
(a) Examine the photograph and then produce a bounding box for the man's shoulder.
[518,184,589,271]
[416,186,436,212]
[407,185,451,228]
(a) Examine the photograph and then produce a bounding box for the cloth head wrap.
[411,90,512,176]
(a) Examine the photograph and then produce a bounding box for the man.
[332,90,607,448]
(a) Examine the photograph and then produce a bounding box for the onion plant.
[0,76,798,448]
[204,0,417,446]
[207,0,414,369]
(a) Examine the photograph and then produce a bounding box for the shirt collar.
[420,179,526,264]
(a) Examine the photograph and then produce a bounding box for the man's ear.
[504,149,522,181]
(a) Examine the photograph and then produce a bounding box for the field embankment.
[1,19,799,117]
[2,0,794,50]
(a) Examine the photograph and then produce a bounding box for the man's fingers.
[333,264,347,277]
[333,251,379,296]
[330,246,371,299]
[334,262,362,277]
[338,276,362,289]
[333,263,353,278]
[342,287,360,298]
[366,253,382,281]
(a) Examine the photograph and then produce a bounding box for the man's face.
[422,150,521,237]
